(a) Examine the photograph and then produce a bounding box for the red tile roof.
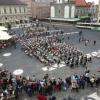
[75,0,88,7]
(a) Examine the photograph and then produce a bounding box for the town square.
[0,0,100,100]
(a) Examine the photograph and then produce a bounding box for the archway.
[51,6,55,18]
[64,6,69,18]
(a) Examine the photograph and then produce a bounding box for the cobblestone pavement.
[0,23,100,100]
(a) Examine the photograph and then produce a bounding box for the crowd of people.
[0,67,100,100]
[0,23,99,100]
[20,29,91,68]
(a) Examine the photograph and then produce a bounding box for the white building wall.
[57,0,62,4]
[17,7,20,13]
[71,5,75,18]
[11,7,15,14]
[65,0,68,2]
[51,6,55,17]
[6,7,10,14]
[21,7,24,13]
[64,5,69,18]
[0,5,29,25]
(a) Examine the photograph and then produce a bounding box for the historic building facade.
[50,0,76,19]
[97,0,100,22]
[0,0,30,25]
[20,0,50,20]
[75,0,91,18]
[89,3,98,22]
[32,2,50,20]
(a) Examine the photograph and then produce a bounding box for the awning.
[47,17,80,22]
[0,26,8,31]
[80,16,90,19]
[0,30,12,40]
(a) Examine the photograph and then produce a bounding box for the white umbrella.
[0,63,3,67]
[13,69,24,76]
[3,53,12,57]
[0,30,12,40]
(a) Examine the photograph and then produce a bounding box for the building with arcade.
[0,0,30,25]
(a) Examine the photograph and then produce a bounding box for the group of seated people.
[0,67,100,100]
[20,30,91,67]
[0,38,17,51]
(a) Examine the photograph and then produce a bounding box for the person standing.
[79,30,82,36]
[93,40,96,45]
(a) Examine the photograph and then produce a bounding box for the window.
[59,9,60,14]
[24,8,26,13]
[19,8,21,13]
[4,8,6,14]
[15,8,17,13]
[17,8,20,13]
[10,8,12,14]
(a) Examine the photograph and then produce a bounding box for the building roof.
[0,0,26,5]
[75,0,88,7]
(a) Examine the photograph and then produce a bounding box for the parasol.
[13,69,24,75]
[3,53,12,57]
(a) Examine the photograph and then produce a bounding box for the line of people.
[0,67,100,100]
